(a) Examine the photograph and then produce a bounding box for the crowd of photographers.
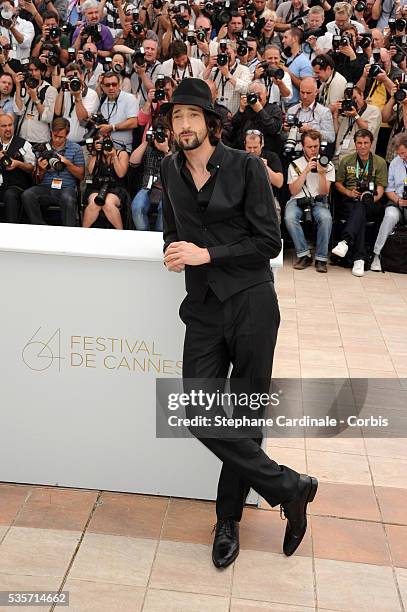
[0,0,406,274]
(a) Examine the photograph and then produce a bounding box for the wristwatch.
[354,113,360,120]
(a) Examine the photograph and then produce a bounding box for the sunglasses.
[245,129,263,136]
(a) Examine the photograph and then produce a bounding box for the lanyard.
[355,157,369,180]
[105,98,118,123]
[319,72,334,106]
[215,63,238,99]
[136,62,159,100]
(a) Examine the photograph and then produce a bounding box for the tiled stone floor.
[1,253,407,611]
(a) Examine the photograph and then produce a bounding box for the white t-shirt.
[62,88,99,143]
[266,71,293,104]
[100,91,139,151]
[326,19,365,35]
[287,155,335,199]
[160,57,205,82]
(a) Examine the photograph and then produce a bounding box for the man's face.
[174,54,188,68]
[143,40,157,62]
[303,137,320,159]
[171,105,208,151]
[300,82,317,107]
[44,17,58,28]
[313,64,331,82]
[282,31,292,49]
[0,114,13,140]
[335,12,350,29]
[102,76,120,98]
[51,128,68,149]
[355,136,372,157]
[264,48,280,66]
[164,82,174,100]
[0,75,13,95]
[195,18,211,40]
[85,7,100,24]
[397,144,407,162]
[254,0,265,11]
[245,135,262,156]
[228,16,243,34]
[352,90,363,108]
[371,29,384,48]
[292,0,303,10]
[263,15,275,32]
[28,65,42,81]
[307,13,323,29]
[227,45,236,65]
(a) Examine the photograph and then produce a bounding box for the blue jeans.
[284,198,332,262]
[131,188,162,231]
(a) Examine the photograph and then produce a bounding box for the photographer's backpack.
[381,225,407,274]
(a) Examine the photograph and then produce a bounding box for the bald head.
[300,77,318,107]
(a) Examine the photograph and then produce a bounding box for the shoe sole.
[284,477,318,557]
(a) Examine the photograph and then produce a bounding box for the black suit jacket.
[161,142,281,303]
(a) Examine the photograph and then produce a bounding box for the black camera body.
[82,112,106,141]
[0,146,13,170]
[260,62,284,80]
[236,38,248,57]
[83,49,95,63]
[153,74,166,102]
[217,39,228,66]
[132,21,144,35]
[38,148,66,172]
[395,82,407,103]
[247,92,259,105]
[355,0,366,12]
[94,177,111,206]
[359,33,372,49]
[196,28,207,42]
[297,196,314,222]
[341,98,357,113]
[310,140,330,172]
[369,63,382,78]
[102,137,114,152]
[286,114,302,128]
[357,179,375,204]
[132,47,146,66]
[82,23,102,43]
[25,75,40,89]
[47,26,61,40]
[146,126,166,144]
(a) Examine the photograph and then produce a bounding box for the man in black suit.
[161,78,318,569]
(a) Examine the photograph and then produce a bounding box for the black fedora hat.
[160,78,220,117]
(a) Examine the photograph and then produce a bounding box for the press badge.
[51,178,63,189]
[146,175,156,190]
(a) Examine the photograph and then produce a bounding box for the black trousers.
[0,186,23,223]
[180,282,300,521]
[341,200,381,261]
[22,186,78,227]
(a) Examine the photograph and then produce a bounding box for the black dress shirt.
[161,142,281,303]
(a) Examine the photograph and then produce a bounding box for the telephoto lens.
[95,180,110,206]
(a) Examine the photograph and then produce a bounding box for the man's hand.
[164,241,210,269]
[27,86,38,100]
[98,124,113,135]
[399,198,407,207]
[5,159,21,171]
[348,188,360,199]
[37,158,49,171]
[305,158,318,173]
[239,94,248,112]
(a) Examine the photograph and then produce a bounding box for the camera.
[357,179,375,204]
[332,34,341,52]
[340,98,356,113]
[236,38,248,57]
[94,177,111,206]
[68,75,81,92]
[396,18,407,31]
[247,92,259,105]
[68,47,76,62]
[82,112,106,142]
[358,33,372,49]
[37,147,66,172]
[369,63,382,78]
[245,0,255,15]
[344,82,354,99]
[297,196,314,222]
[286,114,302,128]
[0,148,12,169]
[132,47,146,67]
[25,75,40,89]
[153,0,163,7]
[403,182,407,200]
[310,140,330,173]
[103,57,113,72]
[389,18,397,34]
[217,39,228,66]
[46,48,60,67]
[187,25,196,44]
[153,74,166,102]
[218,0,235,24]
[204,0,214,11]
[102,137,114,152]
[196,28,207,42]
[303,27,326,41]
[175,13,189,28]
[394,82,407,103]
[390,36,407,65]
[47,26,61,40]
[247,18,264,39]
[83,49,95,63]
[113,62,123,74]
[0,8,13,28]
[340,35,350,47]
[146,125,166,143]
[354,0,366,11]
[82,24,102,43]
[132,21,144,35]
[259,61,284,80]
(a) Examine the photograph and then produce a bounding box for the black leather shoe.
[212,519,239,569]
[280,474,318,557]
[293,255,313,270]
[315,260,327,273]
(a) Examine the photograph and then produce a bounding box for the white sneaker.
[332,240,348,258]
[352,260,365,277]
[370,254,382,272]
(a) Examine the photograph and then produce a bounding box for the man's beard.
[177,131,206,151]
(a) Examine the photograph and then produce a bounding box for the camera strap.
[355,152,373,181]
[336,103,366,151]
[319,71,335,106]
[136,62,160,101]
[291,160,313,199]
[214,63,238,99]
[15,83,49,137]
[172,58,193,82]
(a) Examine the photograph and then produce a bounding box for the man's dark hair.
[100,71,120,84]
[289,27,303,43]
[28,57,45,71]
[51,117,70,133]
[311,53,334,70]
[42,10,59,21]
[170,40,188,58]
[65,62,82,74]
[354,128,373,143]
[301,129,321,145]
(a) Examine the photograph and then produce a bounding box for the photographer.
[326,2,365,35]
[97,71,139,152]
[332,128,387,277]
[203,40,251,115]
[382,84,407,162]
[187,16,216,64]
[137,75,175,132]
[161,3,194,57]
[284,77,335,149]
[312,54,347,112]
[257,11,281,56]
[303,6,333,57]
[285,129,334,272]
[113,8,159,52]
[244,128,283,222]
[240,37,260,74]
[72,0,114,59]
[31,12,70,66]
[77,43,103,91]
[13,58,58,145]
[232,81,282,154]
[161,40,205,83]
[281,27,313,107]
[332,85,381,166]
[138,0,170,41]
[370,133,407,272]
[0,72,14,114]
[128,39,162,102]
[0,112,34,222]
[82,135,129,230]
[254,45,292,104]
[329,25,368,84]
[275,0,310,34]
[22,117,85,226]
[55,63,99,143]
[215,12,244,44]
[0,0,34,61]
[130,122,170,230]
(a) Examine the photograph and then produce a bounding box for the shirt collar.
[174,141,225,173]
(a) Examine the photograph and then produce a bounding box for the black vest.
[0,136,33,190]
